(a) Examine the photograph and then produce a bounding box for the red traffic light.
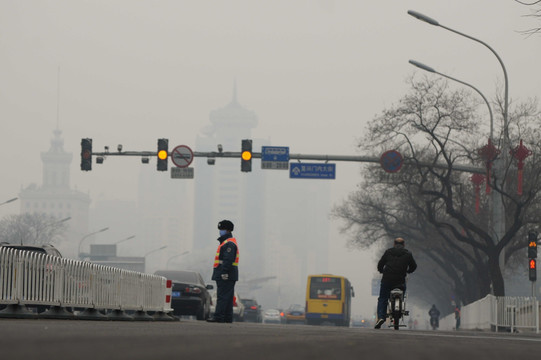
[530,259,536,270]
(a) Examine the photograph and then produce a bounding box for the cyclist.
[374,237,417,329]
[429,304,441,330]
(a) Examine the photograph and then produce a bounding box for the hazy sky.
[1,0,540,316]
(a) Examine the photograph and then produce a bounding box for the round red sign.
[171,145,194,168]
[380,150,403,173]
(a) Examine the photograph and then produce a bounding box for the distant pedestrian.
[207,220,239,323]
[454,306,461,330]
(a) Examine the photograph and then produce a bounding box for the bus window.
[310,277,342,300]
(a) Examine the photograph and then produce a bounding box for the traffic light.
[81,138,92,171]
[157,138,168,171]
[241,139,252,172]
[528,231,538,259]
[530,259,537,281]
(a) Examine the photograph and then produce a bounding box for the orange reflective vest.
[213,237,239,268]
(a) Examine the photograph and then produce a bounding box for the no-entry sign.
[171,145,194,168]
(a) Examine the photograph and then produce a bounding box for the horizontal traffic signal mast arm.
[90,149,483,174]
[93,151,158,157]
[193,151,483,173]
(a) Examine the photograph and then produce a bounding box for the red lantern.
[470,173,485,214]
[510,139,532,196]
[478,139,500,194]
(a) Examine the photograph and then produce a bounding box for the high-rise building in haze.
[193,87,331,308]
[194,86,267,283]
[19,128,90,258]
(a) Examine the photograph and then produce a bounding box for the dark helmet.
[218,220,234,231]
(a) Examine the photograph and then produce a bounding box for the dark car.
[242,299,262,322]
[154,270,213,320]
[0,243,62,257]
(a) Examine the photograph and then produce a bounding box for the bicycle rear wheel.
[393,298,401,330]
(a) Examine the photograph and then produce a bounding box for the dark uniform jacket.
[211,233,239,281]
[377,245,417,286]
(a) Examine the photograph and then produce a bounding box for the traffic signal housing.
[157,138,168,171]
[528,231,538,259]
[81,138,92,171]
[530,259,537,281]
[241,139,252,172]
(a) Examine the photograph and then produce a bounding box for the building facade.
[193,87,331,308]
[18,128,90,258]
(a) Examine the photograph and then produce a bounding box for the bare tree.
[333,75,541,304]
[0,213,68,246]
[515,0,541,36]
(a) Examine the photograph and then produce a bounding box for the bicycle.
[387,286,409,330]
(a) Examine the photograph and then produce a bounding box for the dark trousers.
[214,279,236,322]
[377,281,406,320]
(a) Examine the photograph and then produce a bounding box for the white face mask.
[219,230,228,236]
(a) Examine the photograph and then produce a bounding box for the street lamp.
[55,216,72,224]
[144,245,167,258]
[166,251,190,269]
[144,245,167,273]
[0,197,18,206]
[78,227,109,259]
[407,9,509,140]
[408,9,509,269]
[408,59,494,139]
[116,235,136,245]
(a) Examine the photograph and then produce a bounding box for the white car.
[262,309,282,324]
[209,292,245,322]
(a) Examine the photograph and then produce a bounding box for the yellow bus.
[305,274,354,326]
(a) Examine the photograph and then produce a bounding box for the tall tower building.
[19,128,91,258]
[193,86,267,281]
[193,86,330,306]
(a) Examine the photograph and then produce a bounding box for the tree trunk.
[489,255,505,296]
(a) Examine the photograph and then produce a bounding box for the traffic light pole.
[89,150,484,174]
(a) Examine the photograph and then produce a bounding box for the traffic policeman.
[208,220,239,323]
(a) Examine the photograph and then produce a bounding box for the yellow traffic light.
[157,138,169,171]
[158,150,168,160]
[241,139,252,172]
[241,150,252,161]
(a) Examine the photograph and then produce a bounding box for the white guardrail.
[439,294,539,333]
[0,247,174,320]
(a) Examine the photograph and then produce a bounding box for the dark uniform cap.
[218,220,234,231]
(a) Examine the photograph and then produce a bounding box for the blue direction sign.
[290,163,336,179]
[261,146,289,170]
[261,146,289,161]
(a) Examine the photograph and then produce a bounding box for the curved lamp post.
[144,245,167,258]
[116,235,136,245]
[144,246,167,273]
[408,10,509,271]
[0,197,18,206]
[78,227,109,259]
[408,10,508,139]
[30,216,71,246]
[409,59,494,139]
[166,251,190,269]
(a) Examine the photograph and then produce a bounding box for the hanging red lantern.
[478,139,500,194]
[470,173,485,214]
[510,139,532,196]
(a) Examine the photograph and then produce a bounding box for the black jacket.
[211,233,239,282]
[377,245,417,286]
[429,306,440,318]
